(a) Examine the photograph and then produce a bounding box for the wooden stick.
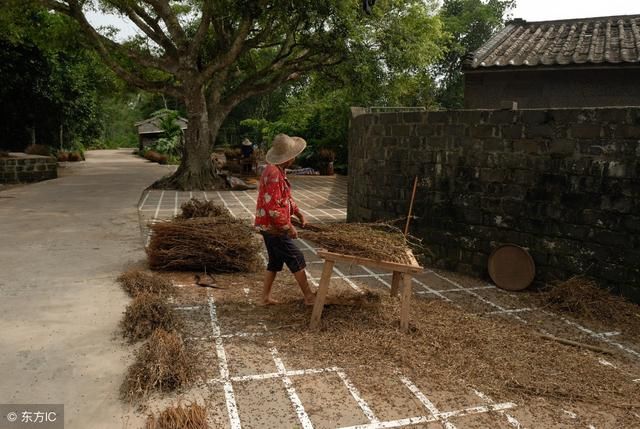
[537,332,614,355]
[404,176,418,237]
[310,260,334,330]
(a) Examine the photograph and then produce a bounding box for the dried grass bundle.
[177,199,231,220]
[147,217,261,272]
[145,402,209,429]
[300,222,418,264]
[118,269,173,297]
[121,292,181,342]
[121,329,193,401]
[543,276,640,335]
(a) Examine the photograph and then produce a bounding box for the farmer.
[255,134,315,306]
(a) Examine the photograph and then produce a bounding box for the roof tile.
[468,14,640,69]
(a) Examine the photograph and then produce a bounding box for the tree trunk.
[152,85,226,190]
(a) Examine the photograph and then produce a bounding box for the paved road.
[0,150,170,428]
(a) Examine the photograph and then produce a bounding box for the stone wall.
[0,154,57,183]
[348,107,640,301]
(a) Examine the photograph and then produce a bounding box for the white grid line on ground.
[547,311,640,359]
[144,189,165,246]
[427,270,527,324]
[270,346,315,429]
[471,388,523,429]
[174,190,178,216]
[207,296,242,429]
[336,370,379,423]
[399,375,458,429]
[138,190,150,210]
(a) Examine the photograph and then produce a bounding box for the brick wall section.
[0,156,57,183]
[348,108,640,301]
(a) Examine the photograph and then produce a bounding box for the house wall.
[348,107,640,301]
[464,68,640,109]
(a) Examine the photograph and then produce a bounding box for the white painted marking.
[174,190,179,216]
[138,190,150,210]
[400,376,458,429]
[598,358,617,368]
[271,347,314,429]
[208,297,242,429]
[336,370,378,423]
[472,388,523,428]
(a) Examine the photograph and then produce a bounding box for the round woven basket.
[488,244,536,291]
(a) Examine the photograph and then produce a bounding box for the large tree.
[32,0,384,189]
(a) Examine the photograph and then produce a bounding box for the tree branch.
[190,1,214,56]
[109,0,178,55]
[198,15,253,85]
[43,0,181,97]
[145,0,187,49]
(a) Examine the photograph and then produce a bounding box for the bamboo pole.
[404,176,419,237]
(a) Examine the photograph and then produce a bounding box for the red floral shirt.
[255,164,300,231]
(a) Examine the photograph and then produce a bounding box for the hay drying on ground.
[541,276,640,336]
[229,287,640,410]
[118,269,173,297]
[177,199,231,220]
[147,217,261,272]
[145,402,209,429]
[121,292,181,342]
[121,329,194,401]
[299,222,420,264]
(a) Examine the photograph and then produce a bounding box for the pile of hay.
[147,217,261,272]
[177,199,231,220]
[121,329,194,401]
[121,292,180,342]
[145,403,209,429]
[542,276,640,334]
[118,269,173,297]
[300,222,418,264]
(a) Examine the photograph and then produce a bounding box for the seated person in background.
[241,138,254,173]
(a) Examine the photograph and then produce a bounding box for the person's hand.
[297,213,307,228]
[288,224,298,239]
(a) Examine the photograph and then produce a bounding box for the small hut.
[135,115,188,150]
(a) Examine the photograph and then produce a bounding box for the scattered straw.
[542,276,640,336]
[145,402,209,429]
[121,292,181,342]
[224,289,640,408]
[300,222,419,264]
[177,199,231,220]
[118,269,173,297]
[121,329,194,401]
[146,217,261,272]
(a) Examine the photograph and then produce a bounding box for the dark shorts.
[261,231,306,273]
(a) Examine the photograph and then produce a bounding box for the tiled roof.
[467,14,640,69]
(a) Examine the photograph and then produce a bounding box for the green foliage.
[435,0,516,108]
[0,2,117,151]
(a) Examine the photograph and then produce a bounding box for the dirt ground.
[125,268,640,429]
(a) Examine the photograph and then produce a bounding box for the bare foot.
[261,297,280,306]
[304,293,317,306]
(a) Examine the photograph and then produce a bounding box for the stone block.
[513,139,543,154]
[501,124,524,139]
[470,124,497,138]
[571,124,602,139]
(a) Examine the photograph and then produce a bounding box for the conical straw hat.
[265,134,306,165]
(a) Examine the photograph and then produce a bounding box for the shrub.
[24,144,51,156]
